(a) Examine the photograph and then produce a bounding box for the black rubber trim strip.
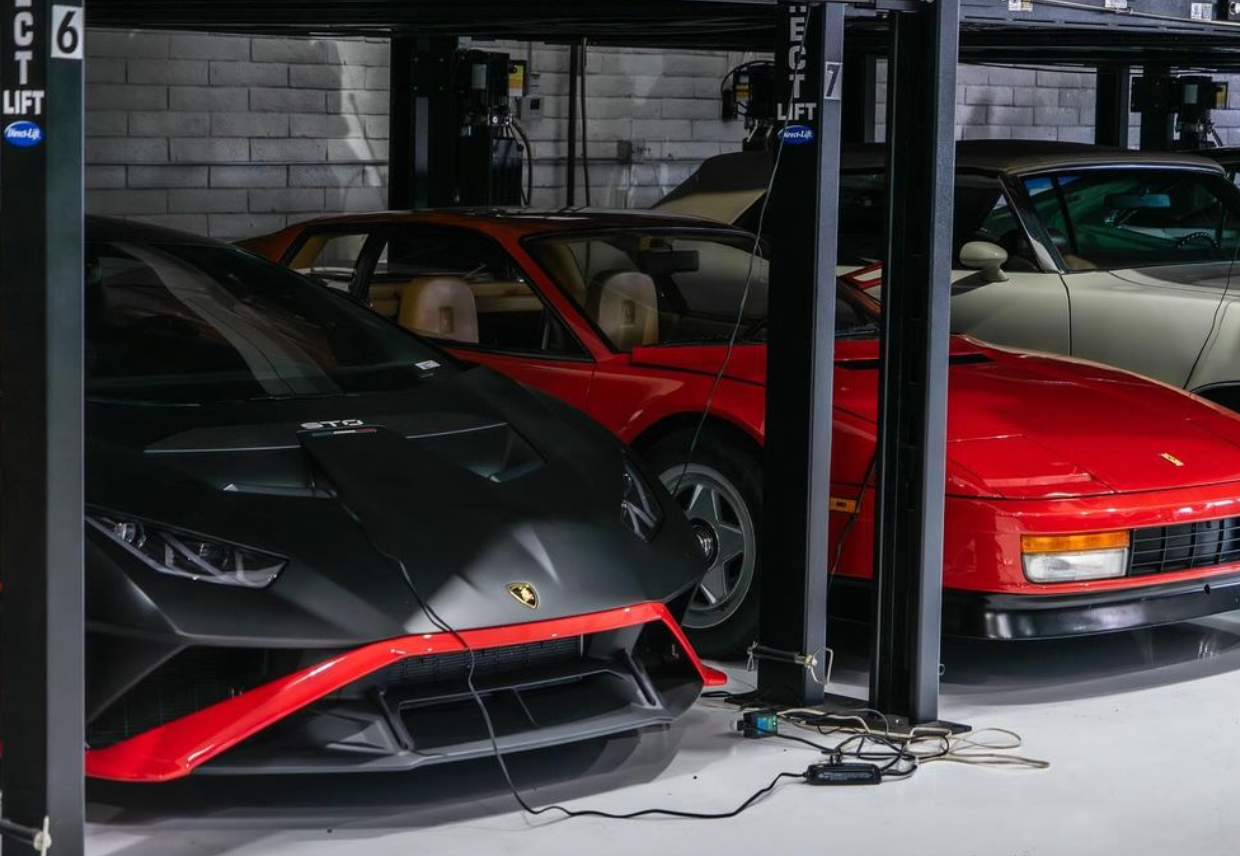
[828,571,1240,640]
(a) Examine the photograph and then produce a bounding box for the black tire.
[645,426,763,659]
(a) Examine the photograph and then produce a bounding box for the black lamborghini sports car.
[77,218,722,782]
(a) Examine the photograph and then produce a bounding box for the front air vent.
[836,353,993,371]
[1130,517,1240,575]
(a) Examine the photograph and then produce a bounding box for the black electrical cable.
[827,453,877,582]
[333,490,811,822]
[511,119,535,207]
[671,92,793,496]
[757,725,837,755]
[1182,204,1240,389]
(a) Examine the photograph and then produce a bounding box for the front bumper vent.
[1130,516,1240,575]
[377,637,584,689]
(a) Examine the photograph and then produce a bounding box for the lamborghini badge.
[507,581,539,609]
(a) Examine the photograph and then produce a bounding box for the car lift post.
[567,42,580,206]
[0,0,87,853]
[757,0,844,706]
[1138,63,1174,151]
[1095,65,1132,148]
[389,35,458,209]
[869,0,960,726]
[842,52,878,144]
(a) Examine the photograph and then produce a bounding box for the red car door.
[447,346,594,411]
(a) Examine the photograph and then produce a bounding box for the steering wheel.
[1174,231,1221,250]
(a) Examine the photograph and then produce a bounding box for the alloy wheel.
[659,462,757,630]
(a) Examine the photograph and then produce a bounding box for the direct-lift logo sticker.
[3,120,42,148]
[779,125,815,145]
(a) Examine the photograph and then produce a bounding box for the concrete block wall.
[953,65,1099,143]
[499,42,751,208]
[82,31,752,238]
[86,30,1239,241]
[84,31,391,241]
[872,63,1102,143]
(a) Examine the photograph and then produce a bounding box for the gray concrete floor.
[86,615,1240,856]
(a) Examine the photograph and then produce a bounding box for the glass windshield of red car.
[528,230,878,351]
[1020,169,1240,271]
[86,240,450,404]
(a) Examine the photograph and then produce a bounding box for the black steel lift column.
[870,0,960,726]
[1095,65,1131,148]
[0,1,86,854]
[757,1,844,706]
[389,35,458,208]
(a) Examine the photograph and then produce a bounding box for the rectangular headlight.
[1021,531,1129,583]
[88,513,286,589]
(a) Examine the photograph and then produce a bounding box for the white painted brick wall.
[82,30,1234,242]
[84,30,391,241]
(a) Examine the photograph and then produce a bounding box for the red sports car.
[244,211,1240,656]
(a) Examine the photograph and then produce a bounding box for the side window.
[370,228,584,358]
[959,187,1040,273]
[838,172,1038,271]
[1022,169,1240,271]
[286,232,372,292]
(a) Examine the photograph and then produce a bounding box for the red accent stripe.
[843,261,885,290]
[85,602,724,782]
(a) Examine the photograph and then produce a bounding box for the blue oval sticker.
[779,125,815,145]
[4,121,43,148]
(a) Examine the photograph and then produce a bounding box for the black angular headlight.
[622,459,664,541]
[87,513,286,589]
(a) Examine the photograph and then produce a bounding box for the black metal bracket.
[0,816,53,855]
[746,642,834,688]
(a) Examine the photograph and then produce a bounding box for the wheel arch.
[632,411,764,461]
[1191,381,1240,413]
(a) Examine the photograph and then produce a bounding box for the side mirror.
[960,241,1010,283]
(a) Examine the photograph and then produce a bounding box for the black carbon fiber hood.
[84,365,705,647]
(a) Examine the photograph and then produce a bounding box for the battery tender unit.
[737,709,780,739]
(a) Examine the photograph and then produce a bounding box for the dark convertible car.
[75,218,722,782]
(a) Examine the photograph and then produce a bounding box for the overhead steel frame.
[0,0,86,854]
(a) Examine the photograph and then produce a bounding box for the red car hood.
[630,337,1240,499]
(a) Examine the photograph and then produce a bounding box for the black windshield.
[86,240,452,404]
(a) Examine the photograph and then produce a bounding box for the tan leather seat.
[471,281,544,315]
[593,271,659,351]
[396,277,479,343]
[368,283,402,319]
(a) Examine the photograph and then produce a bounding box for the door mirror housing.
[960,241,1010,283]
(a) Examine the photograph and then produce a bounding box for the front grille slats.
[378,637,583,690]
[86,648,280,749]
[1130,516,1240,575]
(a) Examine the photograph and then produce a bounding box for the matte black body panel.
[77,219,708,760]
